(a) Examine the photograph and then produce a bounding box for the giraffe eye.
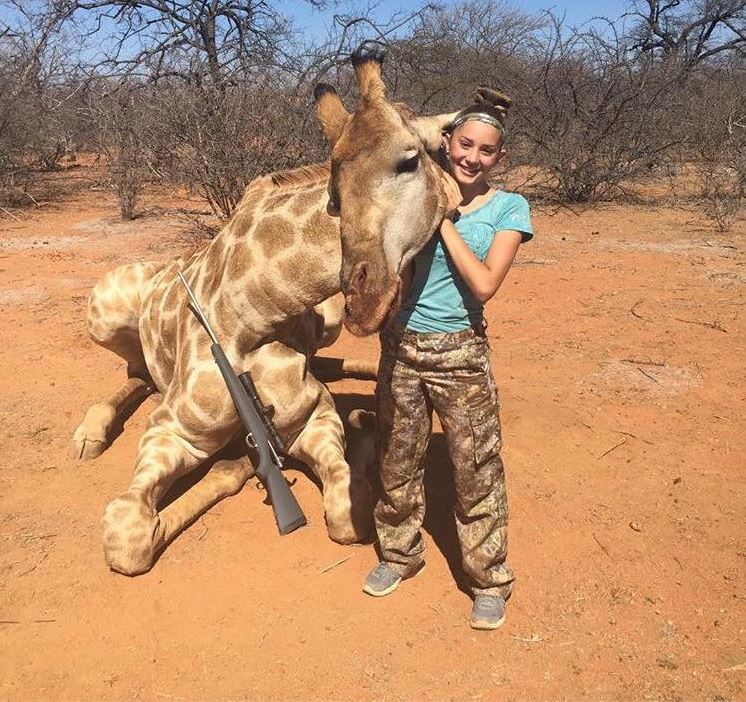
[396,153,420,175]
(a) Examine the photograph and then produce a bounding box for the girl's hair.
[450,87,512,137]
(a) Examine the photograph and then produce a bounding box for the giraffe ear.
[314,83,350,147]
[351,40,386,101]
[410,112,460,152]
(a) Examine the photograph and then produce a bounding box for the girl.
[362,88,533,631]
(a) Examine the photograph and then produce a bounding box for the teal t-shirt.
[397,191,533,333]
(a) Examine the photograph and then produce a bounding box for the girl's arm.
[439,219,523,303]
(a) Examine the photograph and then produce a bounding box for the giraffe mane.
[270,163,331,188]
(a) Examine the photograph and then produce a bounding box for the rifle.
[177,271,307,535]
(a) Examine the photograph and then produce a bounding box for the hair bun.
[473,86,512,116]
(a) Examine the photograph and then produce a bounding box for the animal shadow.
[363,424,471,596]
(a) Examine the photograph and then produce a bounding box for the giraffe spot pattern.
[256,215,296,259]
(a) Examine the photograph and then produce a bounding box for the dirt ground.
[0,167,744,702]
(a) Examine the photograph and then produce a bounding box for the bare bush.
[687,65,746,230]
[0,1,89,209]
[90,88,149,220]
[629,0,746,70]
[513,18,691,202]
[2,0,746,218]
[388,8,688,203]
[134,81,324,218]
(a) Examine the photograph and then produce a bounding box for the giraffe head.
[314,42,458,336]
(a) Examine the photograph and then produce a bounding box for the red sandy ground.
[0,166,744,701]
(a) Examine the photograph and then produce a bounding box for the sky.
[0,1,635,38]
[279,0,634,36]
[0,0,637,61]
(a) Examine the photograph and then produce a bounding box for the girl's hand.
[439,171,462,220]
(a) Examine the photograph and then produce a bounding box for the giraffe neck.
[192,166,341,349]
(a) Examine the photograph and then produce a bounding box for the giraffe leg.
[148,453,255,557]
[101,403,228,576]
[74,261,161,459]
[288,386,374,544]
[71,368,154,460]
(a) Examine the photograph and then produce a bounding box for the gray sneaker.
[470,595,506,630]
[362,562,403,597]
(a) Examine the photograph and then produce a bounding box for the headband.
[450,111,506,136]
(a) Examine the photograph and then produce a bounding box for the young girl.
[362,88,533,630]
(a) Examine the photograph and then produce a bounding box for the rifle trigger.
[244,433,258,450]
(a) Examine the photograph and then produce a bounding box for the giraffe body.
[74,167,375,576]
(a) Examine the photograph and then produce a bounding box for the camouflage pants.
[374,322,515,599]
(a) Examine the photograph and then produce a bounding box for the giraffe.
[73,43,457,576]
[74,166,376,576]
[313,42,460,337]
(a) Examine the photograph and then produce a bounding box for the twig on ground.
[319,555,353,573]
[703,240,737,250]
[636,367,659,384]
[621,357,666,367]
[16,551,52,577]
[21,532,57,542]
[592,531,611,558]
[675,317,728,333]
[0,206,21,221]
[0,620,21,624]
[597,438,628,460]
[613,430,653,446]
[515,258,558,266]
[511,633,543,643]
[630,299,645,319]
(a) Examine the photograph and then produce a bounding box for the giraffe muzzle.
[342,272,401,337]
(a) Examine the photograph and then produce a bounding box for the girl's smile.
[446,119,505,191]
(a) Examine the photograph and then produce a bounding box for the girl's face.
[446,120,504,187]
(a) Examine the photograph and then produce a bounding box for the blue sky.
[280,0,633,35]
[0,0,636,57]
[0,1,634,36]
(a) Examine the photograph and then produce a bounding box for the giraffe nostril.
[351,263,368,295]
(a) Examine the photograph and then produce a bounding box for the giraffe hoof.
[71,433,109,460]
[325,485,374,545]
[71,403,117,460]
[327,519,366,545]
[102,492,160,576]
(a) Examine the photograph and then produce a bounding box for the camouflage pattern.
[374,322,514,599]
